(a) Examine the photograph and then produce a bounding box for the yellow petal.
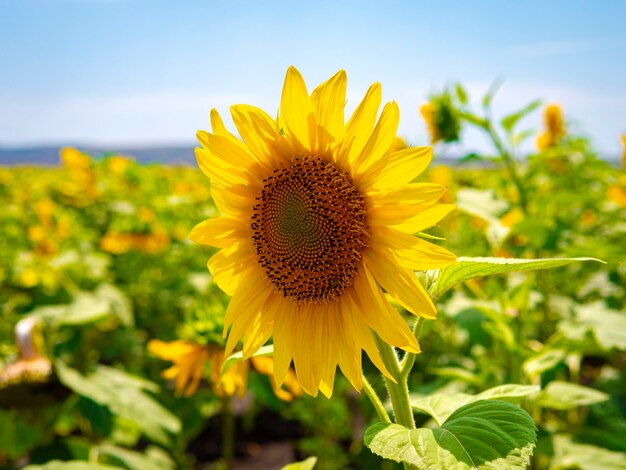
[207,243,255,297]
[148,339,196,360]
[209,108,259,164]
[353,101,400,176]
[310,69,347,153]
[196,134,261,187]
[371,226,457,270]
[271,296,298,387]
[337,82,381,168]
[224,267,274,356]
[366,184,448,225]
[210,182,256,217]
[280,66,316,152]
[364,248,437,319]
[241,292,278,359]
[332,297,364,390]
[188,217,248,249]
[390,204,456,233]
[349,265,420,352]
[231,104,292,169]
[357,146,432,190]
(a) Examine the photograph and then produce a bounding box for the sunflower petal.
[350,265,421,352]
[353,101,400,175]
[189,217,248,248]
[337,82,382,168]
[280,66,316,152]
[231,104,292,168]
[364,248,437,319]
[311,70,347,153]
[207,243,255,297]
[272,297,298,387]
[358,146,432,190]
[391,204,456,233]
[371,226,457,270]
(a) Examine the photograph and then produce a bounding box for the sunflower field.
[1,73,625,470]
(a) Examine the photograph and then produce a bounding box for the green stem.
[399,317,425,377]
[221,396,235,469]
[375,335,415,429]
[485,121,528,212]
[362,375,391,423]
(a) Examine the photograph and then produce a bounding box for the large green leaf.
[532,381,609,410]
[522,348,566,378]
[411,384,539,425]
[365,400,536,469]
[428,257,603,298]
[551,435,626,470]
[55,362,180,446]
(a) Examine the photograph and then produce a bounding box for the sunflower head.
[419,91,461,144]
[537,104,566,150]
[190,66,455,397]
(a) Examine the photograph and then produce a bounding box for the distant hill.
[0,145,197,165]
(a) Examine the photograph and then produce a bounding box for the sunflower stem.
[399,317,425,378]
[375,335,415,430]
[362,374,392,423]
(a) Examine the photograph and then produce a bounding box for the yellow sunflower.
[537,104,566,150]
[190,66,456,397]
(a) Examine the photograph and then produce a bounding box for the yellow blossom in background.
[149,340,301,400]
[537,104,566,150]
[107,155,133,174]
[501,207,524,228]
[420,102,441,144]
[100,230,169,254]
[190,66,456,397]
[580,210,597,227]
[59,147,99,202]
[622,135,626,167]
[607,184,626,208]
[60,147,91,170]
[148,340,210,397]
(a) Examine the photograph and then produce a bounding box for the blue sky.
[1,0,625,156]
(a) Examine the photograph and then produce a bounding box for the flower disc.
[251,155,367,302]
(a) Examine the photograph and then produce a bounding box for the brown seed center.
[251,156,367,302]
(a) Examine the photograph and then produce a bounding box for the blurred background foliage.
[0,84,625,469]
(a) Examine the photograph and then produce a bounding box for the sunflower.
[537,104,566,150]
[190,66,456,397]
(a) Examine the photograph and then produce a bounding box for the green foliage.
[55,361,180,446]
[365,400,536,469]
[428,256,603,298]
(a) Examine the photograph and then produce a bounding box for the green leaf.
[23,462,120,470]
[455,188,510,246]
[522,348,566,378]
[559,301,626,351]
[455,84,468,105]
[281,456,318,470]
[94,284,134,327]
[501,100,542,132]
[99,443,175,470]
[551,435,626,470]
[223,344,274,373]
[428,257,604,298]
[55,362,180,446]
[365,400,536,469]
[458,111,488,128]
[533,381,609,410]
[411,384,539,425]
[482,77,504,109]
